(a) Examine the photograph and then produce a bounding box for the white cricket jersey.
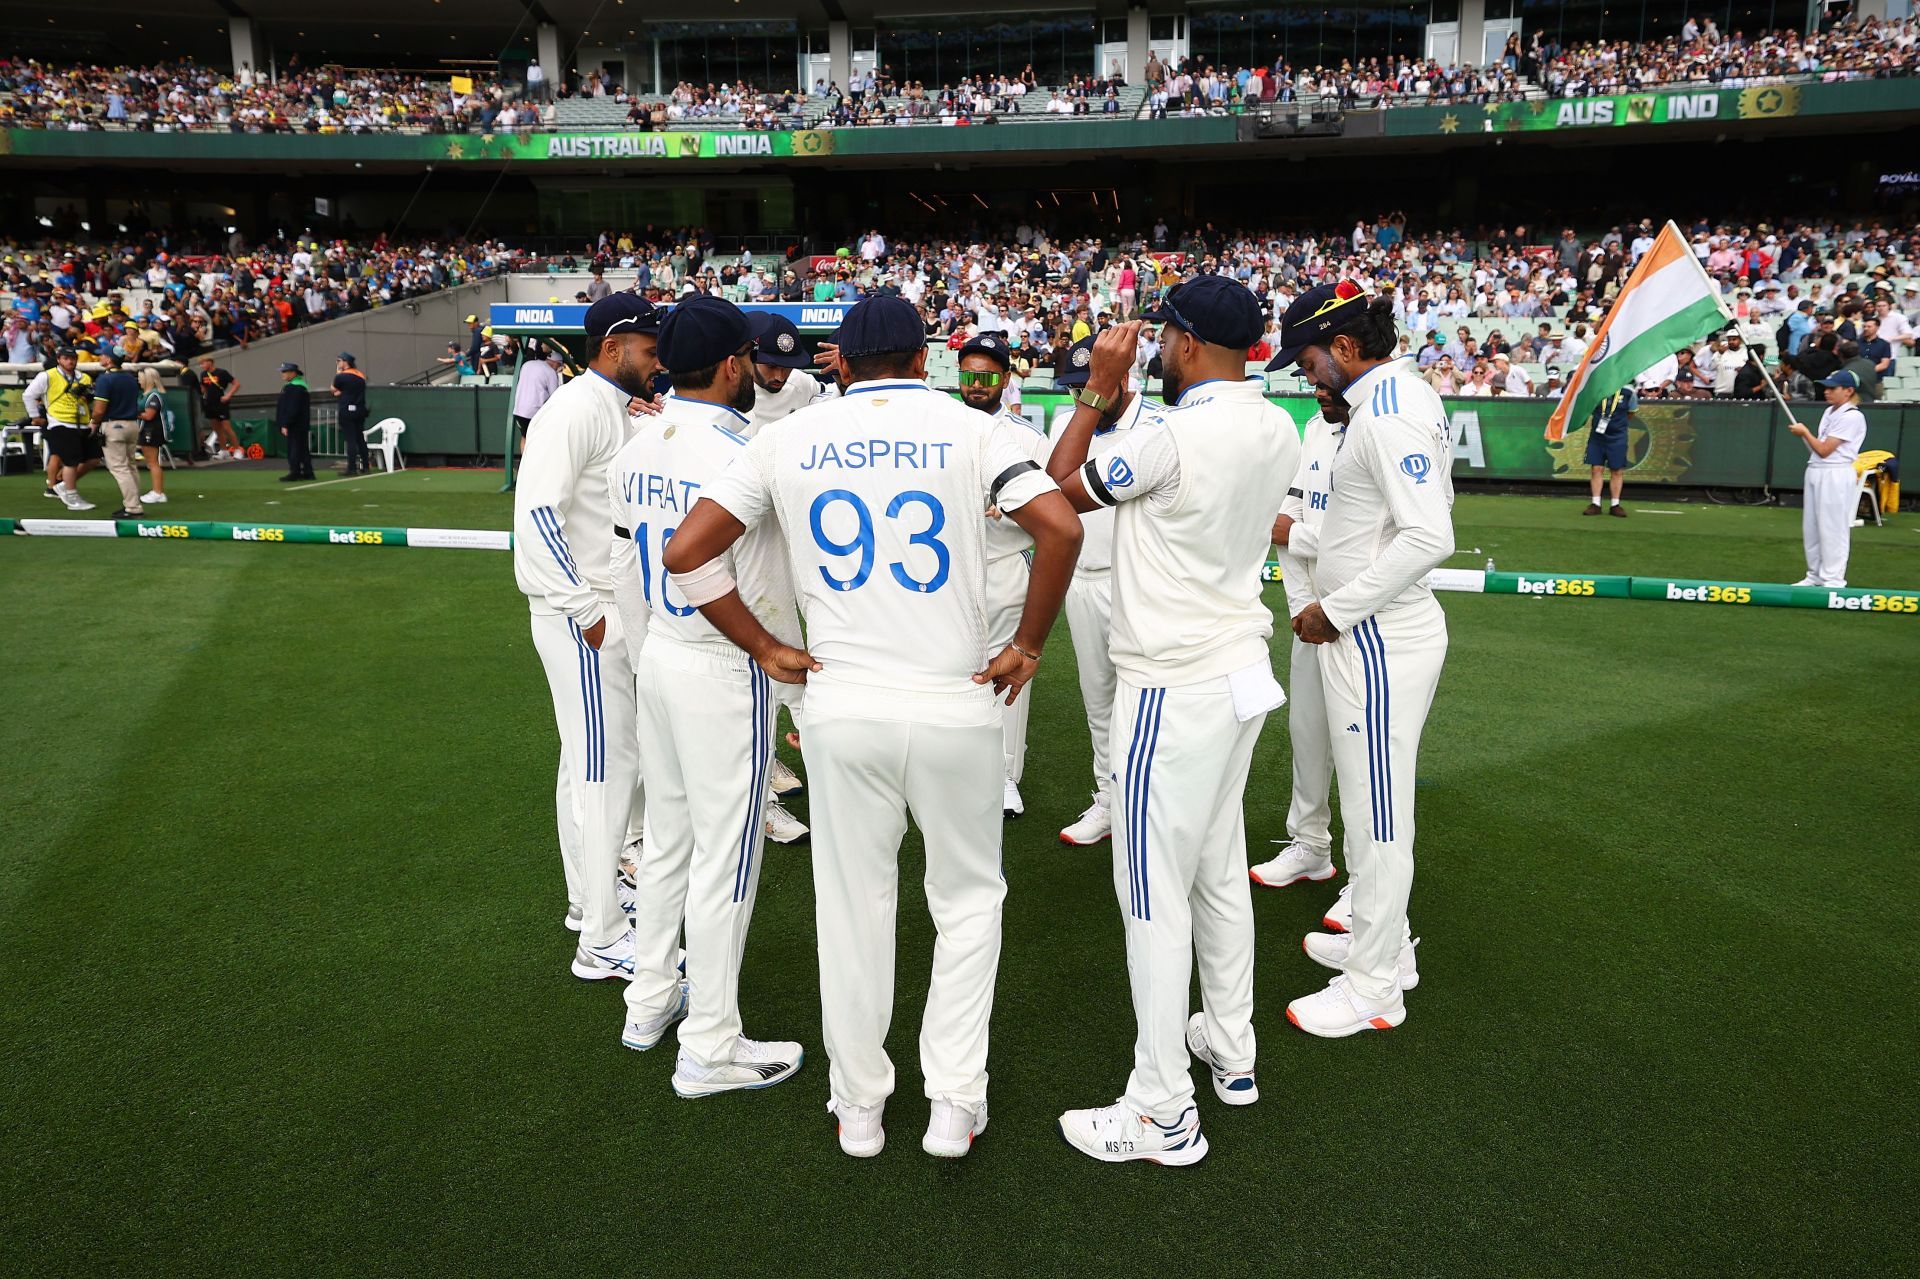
[513,368,633,626]
[1083,377,1299,685]
[1273,411,1340,619]
[1314,358,1457,634]
[703,378,1060,727]
[1808,403,1866,469]
[982,406,1051,564]
[746,368,837,438]
[609,393,799,650]
[1044,392,1156,573]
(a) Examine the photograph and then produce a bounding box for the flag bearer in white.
[513,294,660,981]
[1048,333,1161,847]
[1791,370,1869,588]
[662,296,1082,1160]
[955,332,1052,818]
[1046,275,1299,1166]
[1251,383,1350,893]
[1271,282,1454,1038]
[610,296,805,1097]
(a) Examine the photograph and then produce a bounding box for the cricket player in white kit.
[954,332,1052,817]
[1047,277,1299,1166]
[1274,283,1454,1038]
[1251,384,1348,892]
[513,294,659,980]
[1049,333,1161,847]
[662,296,1082,1160]
[1791,370,1869,588]
[609,296,805,1096]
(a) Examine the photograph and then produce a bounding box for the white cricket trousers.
[1111,677,1265,1122]
[530,609,637,950]
[806,709,1005,1109]
[1286,637,1334,859]
[1063,570,1116,801]
[1318,601,1447,1004]
[1802,465,1856,586]
[626,634,774,1068]
[985,553,1033,783]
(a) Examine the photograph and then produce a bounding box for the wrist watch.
[1072,386,1117,413]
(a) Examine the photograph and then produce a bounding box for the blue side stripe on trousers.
[569,619,604,783]
[734,668,770,902]
[1137,690,1163,921]
[1122,689,1152,918]
[1357,619,1392,842]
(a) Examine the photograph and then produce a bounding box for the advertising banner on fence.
[491,301,853,334]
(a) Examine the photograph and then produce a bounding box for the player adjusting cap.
[658,294,751,375]
[1142,274,1264,350]
[1819,369,1860,390]
[1055,334,1098,389]
[832,295,926,358]
[747,311,811,369]
[1269,281,1371,371]
[957,332,1012,370]
[584,293,661,341]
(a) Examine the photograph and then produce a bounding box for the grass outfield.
[2,478,1917,1276]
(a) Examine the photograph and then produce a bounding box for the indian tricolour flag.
[1546,221,1732,441]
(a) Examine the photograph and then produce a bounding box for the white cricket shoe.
[1058,794,1111,846]
[571,928,637,981]
[829,1098,886,1158]
[620,981,689,1051]
[1057,1101,1208,1166]
[1286,974,1406,1038]
[1003,777,1024,818]
[770,756,803,795]
[923,1100,988,1157]
[765,798,808,844]
[1791,576,1818,587]
[672,1038,804,1098]
[1249,841,1336,888]
[1302,931,1420,990]
[142,491,168,504]
[617,876,636,918]
[230,448,246,460]
[1322,882,1353,934]
[61,491,96,511]
[1184,1013,1257,1106]
[564,904,583,932]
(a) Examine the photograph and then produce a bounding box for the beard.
[728,369,758,415]
[962,389,1005,416]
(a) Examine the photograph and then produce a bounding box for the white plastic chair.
[1851,465,1884,529]
[365,418,407,472]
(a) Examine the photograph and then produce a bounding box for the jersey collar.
[586,367,632,403]
[845,378,931,395]
[1341,356,1409,409]
[663,390,751,427]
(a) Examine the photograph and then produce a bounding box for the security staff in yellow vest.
[24,345,100,511]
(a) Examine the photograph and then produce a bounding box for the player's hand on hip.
[1089,320,1142,394]
[1272,511,1295,547]
[1294,602,1339,645]
[974,645,1038,705]
[581,617,607,650]
[758,642,821,686]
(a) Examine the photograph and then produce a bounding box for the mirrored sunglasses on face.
[958,370,1004,388]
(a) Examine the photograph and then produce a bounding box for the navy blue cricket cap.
[1269,281,1371,370]
[831,295,925,359]
[1820,369,1860,390]
[585,293,661,342]
[1054,334,1098,388]
[1142,274,1264,350]
[278,361,302,373]
[657,294,752,375]
[747,311,811,369]
[957,332,1013,369]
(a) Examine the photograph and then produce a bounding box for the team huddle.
[511,274,1455,1164]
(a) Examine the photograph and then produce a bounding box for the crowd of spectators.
[7,14,1908,135]
[0,230,518,365]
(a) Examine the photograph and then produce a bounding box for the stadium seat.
[1852,450,1895,528]
[366,418,407,473]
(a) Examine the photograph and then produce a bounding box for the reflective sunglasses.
[958,370,1005,388]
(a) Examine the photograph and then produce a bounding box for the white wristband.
[669,557,737,606]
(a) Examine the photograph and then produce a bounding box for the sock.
[1612,498,1622,506]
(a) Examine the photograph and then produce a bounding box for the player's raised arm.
[666,494,820,685]
[1048,320,1140,511]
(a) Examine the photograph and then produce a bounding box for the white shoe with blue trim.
[1184,1013,1257,1105]
[1057,1100,1209,1166]
[571,928,636,981]
[620,981,689,1051]
[672,1038,804,1097]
